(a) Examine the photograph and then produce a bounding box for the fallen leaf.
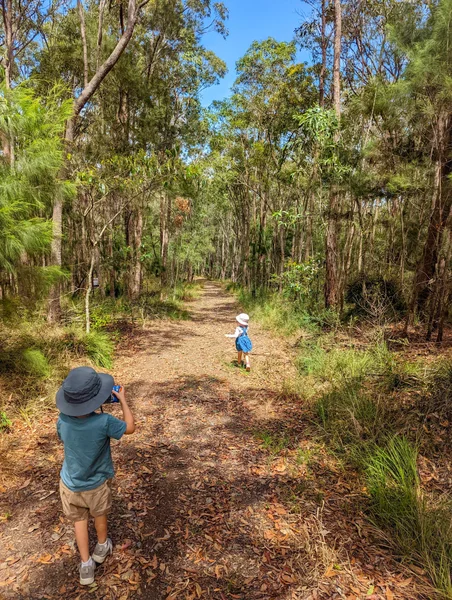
[28,524,40,533]
[324,565,337,578]
[119,540,133,551]
[386,589,394,600]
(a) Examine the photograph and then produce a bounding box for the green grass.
[254,430,291,454]
[237,288,322,336]
[365,436,452,596]
[62,328,114,368]
[171,282,202,302]
[20,348,51,378]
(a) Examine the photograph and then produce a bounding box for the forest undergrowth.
[0,281,201,427]
[236,284,452,598]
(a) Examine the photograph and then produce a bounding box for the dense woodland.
[1,0,451,337]
[4,0,452,598]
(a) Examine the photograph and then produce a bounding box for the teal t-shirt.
[57,412,126,492]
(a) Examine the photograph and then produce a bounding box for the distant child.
[56,366,135,586]
[225,313,253,371]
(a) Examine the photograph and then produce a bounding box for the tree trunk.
[319,0,327,108]
[128,207,143,300]
[85,252,95,333]
[406,113,452,330]
[160,192,170,293]
[1,0,15,164]
[332,0,342,118]
[324,0,342,309]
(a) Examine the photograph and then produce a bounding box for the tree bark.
[319,0,327,108]
[1,0,15,164]
[127,206,143,300]
[160,192,170,293]
[324,0,342,309]
[406,112,452,330]
[77,0,89,89]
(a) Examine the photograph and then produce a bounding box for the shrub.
[346,275,406,321]
[20,348,50,378]
[63,329,114,369]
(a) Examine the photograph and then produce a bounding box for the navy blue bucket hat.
[56,366,114,416]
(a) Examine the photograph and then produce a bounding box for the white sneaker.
[92,538,113,564]
[79,558,95,585]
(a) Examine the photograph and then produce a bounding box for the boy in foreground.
[56,366,135,585]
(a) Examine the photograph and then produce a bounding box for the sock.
[81,557,93,567]
[97,539,109,548]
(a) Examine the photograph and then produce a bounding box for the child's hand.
[112,385,126,403]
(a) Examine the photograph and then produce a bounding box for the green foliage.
[0,411,12,432]
[20,348,51,378]
[255,430,291,454]
[237,288,321,336]
[365,436,452,595]
[171,282,202,302]
[425,359,452,419]
[64,329,113,369]
[270,259,321,307]
[0,84,73,275]
[299,345,371,385]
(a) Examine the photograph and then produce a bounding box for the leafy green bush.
[20,348,50,378]
[63,329,113,369]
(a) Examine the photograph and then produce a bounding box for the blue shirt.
[57,412,127,492]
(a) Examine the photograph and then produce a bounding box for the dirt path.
[0,283,431,599]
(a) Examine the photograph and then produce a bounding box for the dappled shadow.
[2,373,373,600]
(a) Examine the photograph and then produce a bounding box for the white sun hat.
[236,313,250,326]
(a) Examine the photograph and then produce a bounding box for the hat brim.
[236,317,249,326]
[56,373,114,416]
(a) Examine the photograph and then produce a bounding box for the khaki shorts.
[60,479,112,522]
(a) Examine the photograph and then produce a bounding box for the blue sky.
[200,0,312,106]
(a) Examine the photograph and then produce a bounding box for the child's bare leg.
[94,514,108,544]
[244,353,250,371]
[74,519,90,562]
[237,351,243,366]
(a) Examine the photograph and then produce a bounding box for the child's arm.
[112,386,135,434]
[225,326,242,339]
